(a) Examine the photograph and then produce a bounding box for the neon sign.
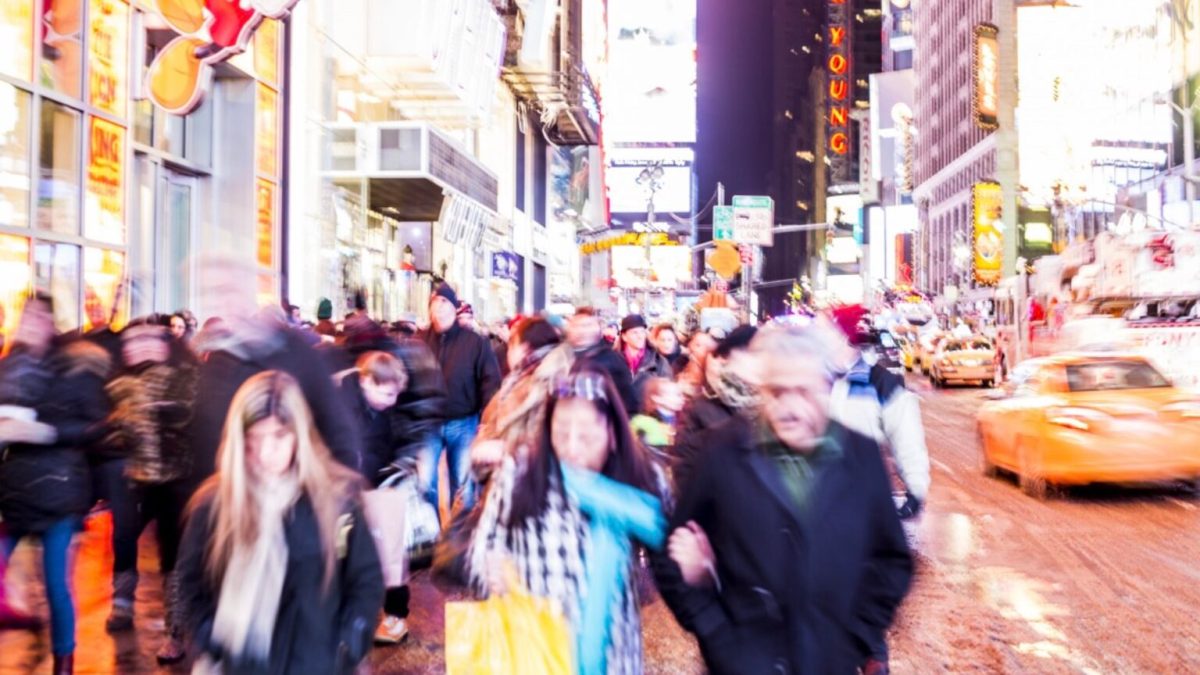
[827,0,851,182]
[973,23,999,129]
[146,0,300,115]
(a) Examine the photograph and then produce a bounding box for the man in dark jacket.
[419,284,501,510]
[654,324,912,675]
[615,314,673,413]
[672,325,758,490]
[565,307,637,414]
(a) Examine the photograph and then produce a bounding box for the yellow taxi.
[930,336,996,388]
[916,333,945,375]
[897,336,918,372]
[976,353,1200,498]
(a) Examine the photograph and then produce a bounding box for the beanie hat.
[831,305,870,345]
[620,314,648,333]
[432,283,461,309]
[317,298,333,321]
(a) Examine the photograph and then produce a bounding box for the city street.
[4,381,1200,674]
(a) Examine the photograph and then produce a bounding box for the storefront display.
[256,83,278,178]
[0,83,32,229]
[42,0,84,98]
[85,116,124,244]
[87,0,128,117]
[0,0,33,81]
[83,246,124,329]
[0,235,32,350]
[34,241,80,332]
[38,99,82,234]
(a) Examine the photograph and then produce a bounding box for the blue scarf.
[560,464,666,675]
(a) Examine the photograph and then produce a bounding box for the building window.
[0,83,32,229]
[34,240,80,331]
[0,0,34,81]
[83,246,124,329]
[0,234,31,346]
[38,99,81,235]
[41,0,85,99]
[515,114,526,211]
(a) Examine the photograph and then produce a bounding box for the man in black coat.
[654,324,913,675]
[565,307,637,415]
[419,284,501,510]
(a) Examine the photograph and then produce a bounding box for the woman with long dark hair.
[464,369,666,675]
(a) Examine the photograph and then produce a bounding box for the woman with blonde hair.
[177,371,383,674]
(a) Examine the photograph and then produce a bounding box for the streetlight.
[635,163,665,310]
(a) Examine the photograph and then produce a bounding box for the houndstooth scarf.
[467,459,646,675]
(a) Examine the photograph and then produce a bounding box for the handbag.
[444,567,573,675]
[362,472,410,588]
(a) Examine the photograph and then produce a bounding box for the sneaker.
[374,615,409,645]
[156,635,187,665]
[105,604,134,634]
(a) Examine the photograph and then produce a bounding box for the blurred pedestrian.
[420,284,501,512]
[337,351,417,645]
[616,314,673,413]
[675,330,719,395]
[102,317,198,663]
[826,310,931,519]
[314,298,336,340]
[491,317,516,378]
[456,302,477,332]
[653,325,912,675]
[178,372,383,674]
[566,308,636,415]
[650,323,685,373]
[168,312,191,343]
[673,326,759,489]
[463,371,666,675]
[0,295,112,675]
[630,377,686,466]
[187,257,363,493]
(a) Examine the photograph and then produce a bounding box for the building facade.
[0,0,286,340]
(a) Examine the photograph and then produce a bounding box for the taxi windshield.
[1065,361,1171,392]
[945,339,991,352]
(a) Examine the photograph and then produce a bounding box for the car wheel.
[978,426,999,478]
[1017,442,1049,499]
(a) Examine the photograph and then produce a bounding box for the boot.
[52,653,74,675]
[156,572,186,664]
[106,570,138,633]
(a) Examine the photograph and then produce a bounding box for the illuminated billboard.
[605,0,696,144]
[973,24,998,130]
[972,182,1003,285]
[607,147,693,215]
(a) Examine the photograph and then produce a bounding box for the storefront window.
[256,83,278,178]
[34,240,79,331]
[254,18,280,86]
[87,0,128,118]
[38,99,81,234]
[84,246,124,329]
[84,116,125,244]
[256,178,275,268]
[0,83,32,229]
[0,234,32,351]
[0,0,34,81]
[41,0,84,99]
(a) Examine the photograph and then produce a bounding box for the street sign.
[707,241,742,280]
[713,206,734,241]
[732,195,774,247]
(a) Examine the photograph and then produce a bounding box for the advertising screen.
[972,182,1003,285]
[607,147,693,215]
[605,0,696,144]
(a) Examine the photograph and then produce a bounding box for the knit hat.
[620,314,648,333]
[317,298,333,321]
[831,305,870,345]
[432,283,461,309]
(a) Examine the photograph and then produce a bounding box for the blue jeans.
[3,516,80,655]
[421,415,480,512]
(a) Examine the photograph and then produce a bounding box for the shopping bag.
[401,474,440,557]
[444,572,573,675]
[363,474,410,587]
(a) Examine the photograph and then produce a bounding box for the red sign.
[827,0,851,177]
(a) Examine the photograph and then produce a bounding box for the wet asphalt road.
[4,378,1200,673]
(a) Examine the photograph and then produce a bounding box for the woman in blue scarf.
[466,369,667,675]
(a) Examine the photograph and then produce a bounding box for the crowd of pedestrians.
[0,272,929,674]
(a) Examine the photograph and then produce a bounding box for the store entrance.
[157,171,194,315]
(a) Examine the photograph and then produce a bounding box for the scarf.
[208,476,299,667]
[560,465,665,675]
[709,368,759,411]
[623,347,646,374]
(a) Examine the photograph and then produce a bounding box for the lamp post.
[636,163,665,310]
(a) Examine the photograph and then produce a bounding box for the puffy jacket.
[0,340,112,532]
[105,356,198,484]
[831,356,931,501]
[421,324,501,420]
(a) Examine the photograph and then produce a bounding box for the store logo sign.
[827,0,852,183]
[972,182,1004,285]
[973,23,999,130]
[146,0,300,115]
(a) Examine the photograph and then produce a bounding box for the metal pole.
[1015,256,1027,367]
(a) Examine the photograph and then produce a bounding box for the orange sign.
[256,83,279,178]
[254,18,280,84]
[89,0,129,117]
[973,182,1003,285]
[85,117,126,245]
[146,0,300,114]
[0,0,33,80]
[827,0,851,171]
[973,24,999,129]
[256,178,275,268]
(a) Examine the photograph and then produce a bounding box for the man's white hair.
[749,323,840,382]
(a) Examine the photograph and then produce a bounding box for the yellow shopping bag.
[445,579,574,675]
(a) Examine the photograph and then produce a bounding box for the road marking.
[932,458,956,476]
[1168,498,1197,511]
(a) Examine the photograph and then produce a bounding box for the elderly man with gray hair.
[652,323,913,675]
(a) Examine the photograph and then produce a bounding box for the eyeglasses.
[549,373,609,402]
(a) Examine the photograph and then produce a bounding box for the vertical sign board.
[972,182,1003,285]
[827,0,852,183]
[713,205,734,241]
[973,24,999,130]
[732,196,775,247]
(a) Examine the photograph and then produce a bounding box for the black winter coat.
[671,391,736,491]
[574,342,637,416]
[178,492,384,675]
[187,328,363,486]
[653,417,913,675]
[0,342,112,532]
[338,373,425,486]
[420,324,501,420]
[628,349,673,414]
